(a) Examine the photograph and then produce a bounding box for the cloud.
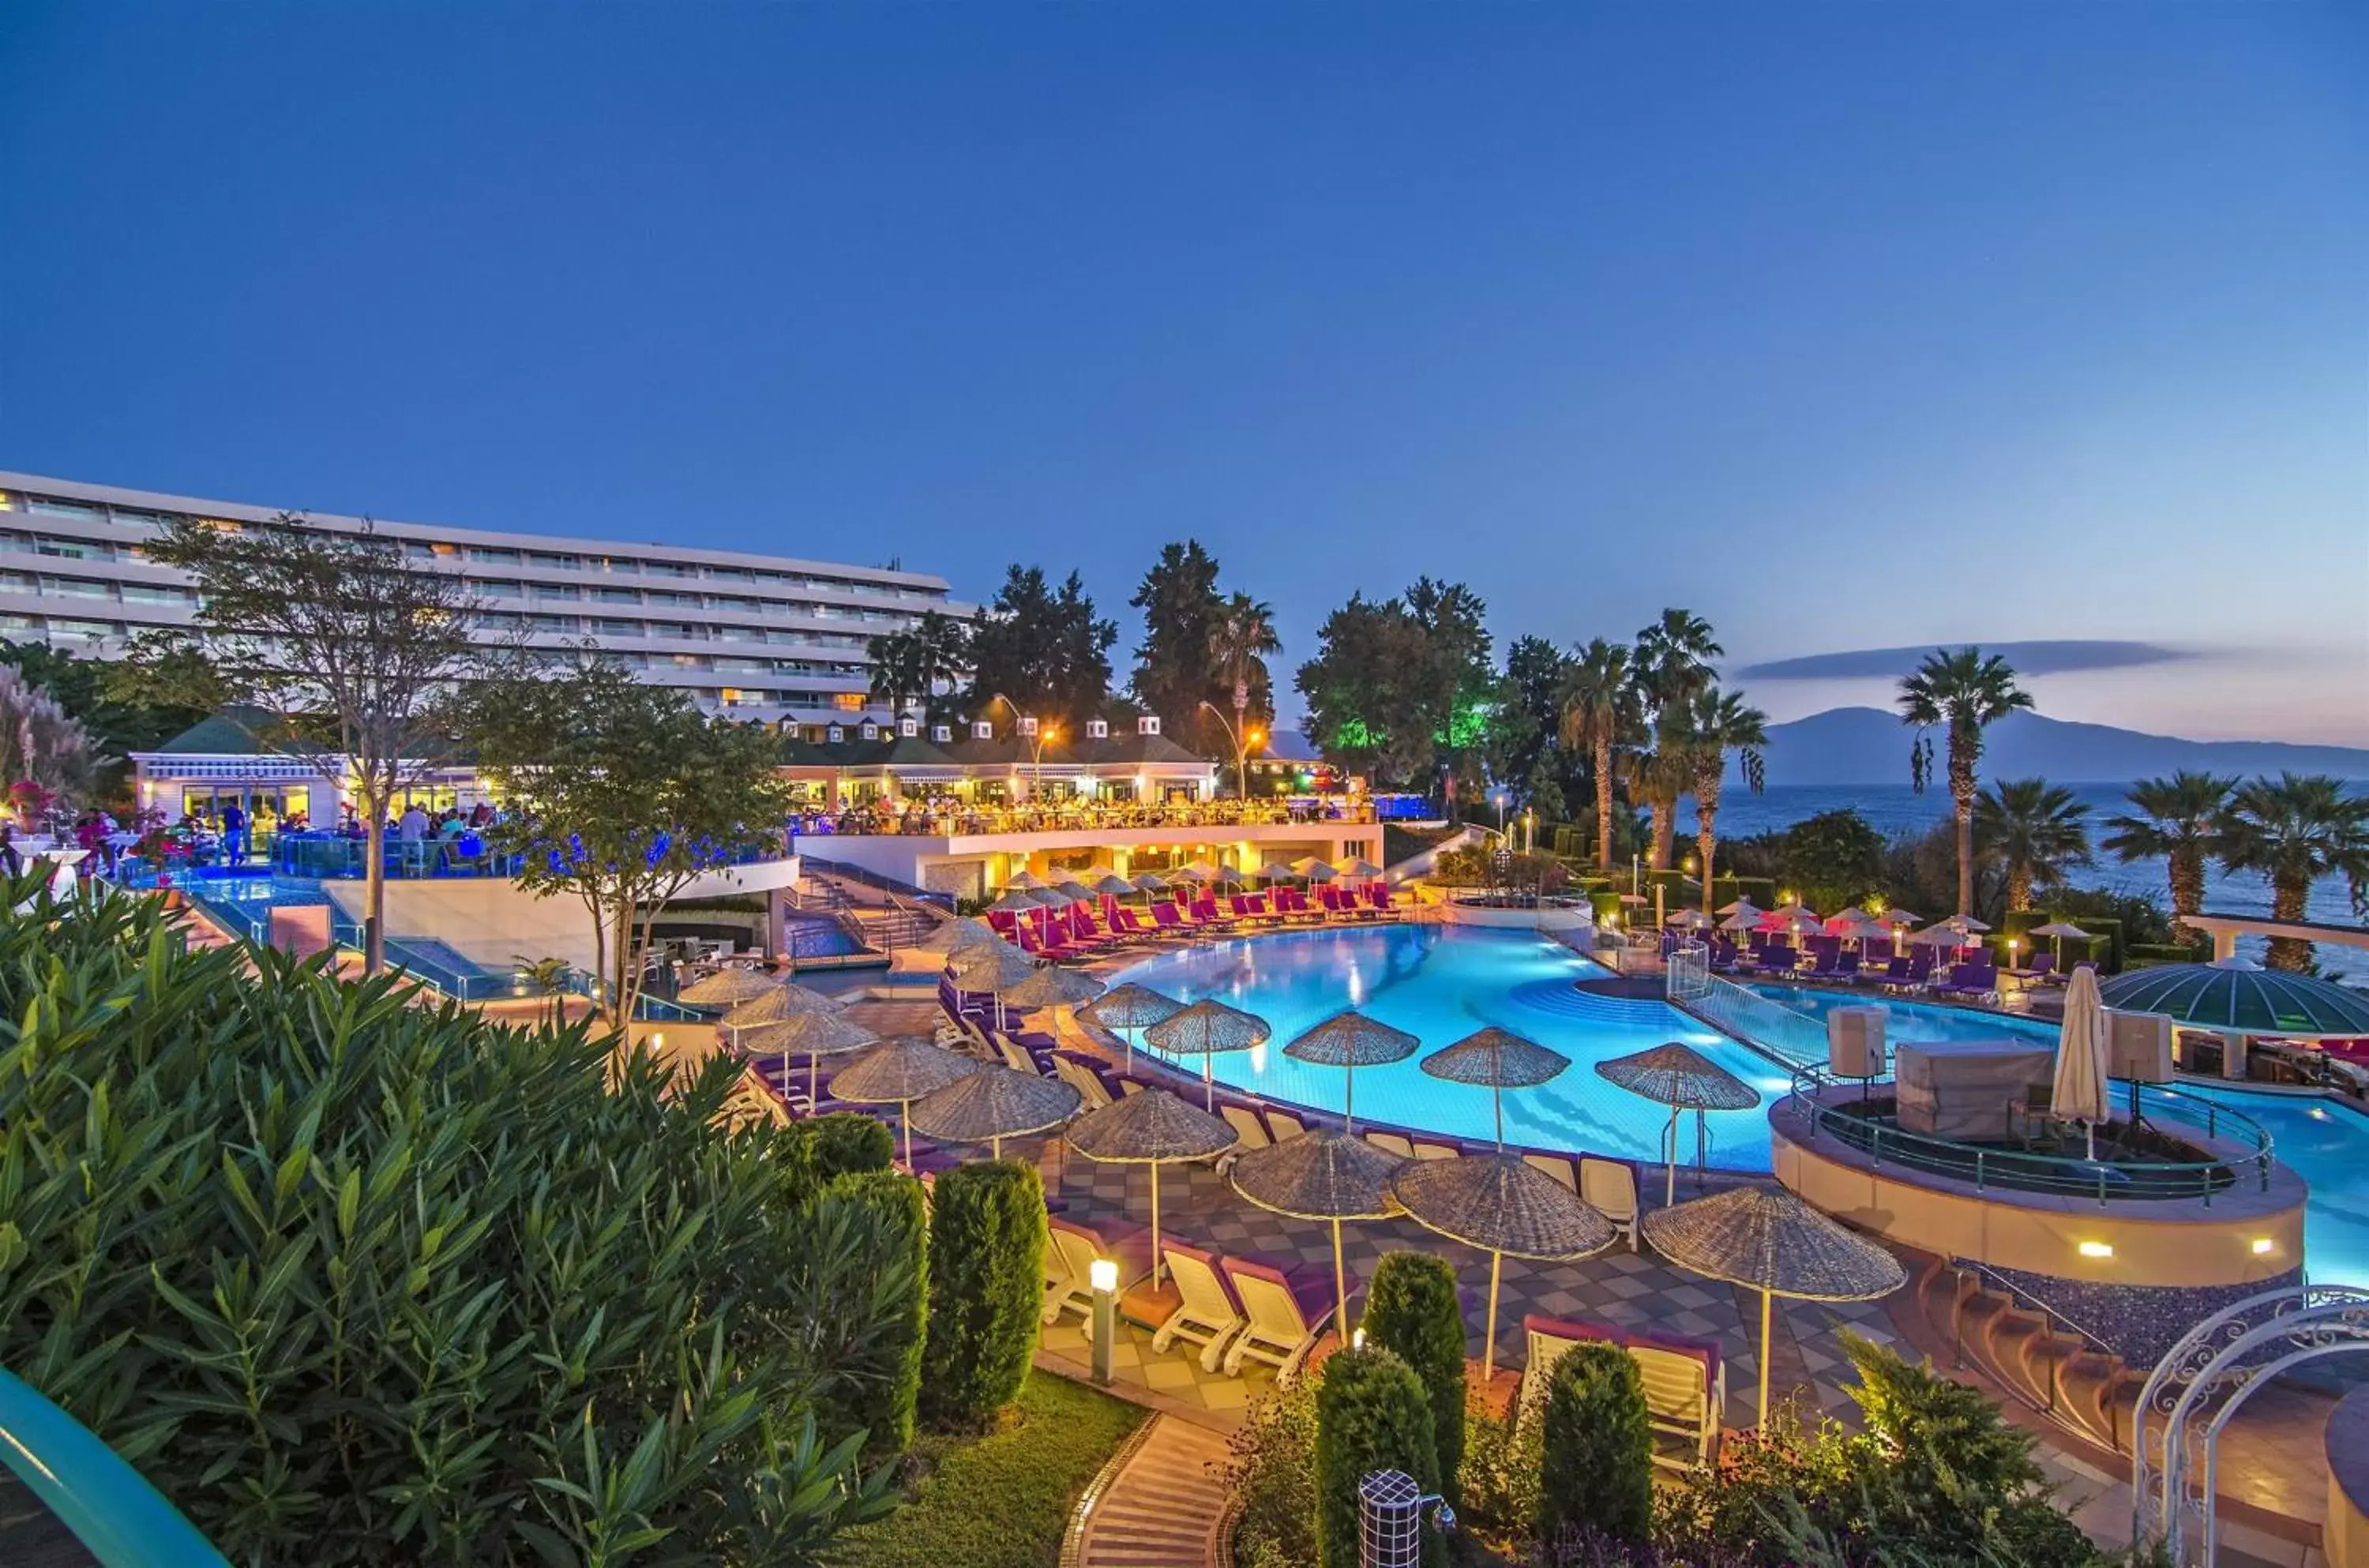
[1736,640,2194,681]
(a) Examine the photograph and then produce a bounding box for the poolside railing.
[1667,947,1833,1067]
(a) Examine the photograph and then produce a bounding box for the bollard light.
[1089,1258,1118,1385]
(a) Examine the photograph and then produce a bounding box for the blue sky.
[3,3,2363,742]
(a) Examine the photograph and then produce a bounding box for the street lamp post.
[1197,700,1264,801]
[984,692,1057,802]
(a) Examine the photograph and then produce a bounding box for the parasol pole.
[1485,1250,1504,1382]
[1332,1219,1350,1342]
[991,1133,1002,1161]
[782,1045,794,1108]
[1150,1162,1165,1288]
[1203,1051,1216,1112]
[1664,1105,1681,1206]
[900,1096,914,1168]
[1492,1082,1505,1150]
[1123,1024,1136,1073]
[809,1049,823,1108]
[1758,1286,1774,1430]
[1345,1060,1356,1134]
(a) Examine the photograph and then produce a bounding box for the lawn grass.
[836,1372,1151,1568]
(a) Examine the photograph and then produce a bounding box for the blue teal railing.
[0,1367,230,1567]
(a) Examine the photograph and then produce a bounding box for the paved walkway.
[1064,1416,1231,1568]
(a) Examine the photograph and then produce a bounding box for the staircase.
[1910,1254,2131,1454]
[1068,1415,1231,1568]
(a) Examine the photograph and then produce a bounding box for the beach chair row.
[1046,1216,1349,1385]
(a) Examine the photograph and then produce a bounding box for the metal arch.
[2130,1283,2369,1546]
[2198,1339,2369,1564]
[2143,1296,2369,1562]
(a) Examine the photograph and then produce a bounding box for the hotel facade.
[0,471,969,726]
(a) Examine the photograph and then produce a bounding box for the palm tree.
[1674,686,1769,917]
[2217,773,2369,972]
[2102,772,2236,948]
[1898,647,2033,917]
[1631,609,1721,867]
[1973,778,2091,914]
[1207,591,1279,798]
[1556,637,1636,869]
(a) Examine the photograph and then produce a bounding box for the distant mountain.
[1736,707,2369,787]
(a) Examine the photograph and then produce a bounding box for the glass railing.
[791,801,1377,837]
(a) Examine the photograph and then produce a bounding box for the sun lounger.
[1222,1255,1345,1383]
[1365,1131,1417,1158]
[1151,901,1188,934]
[1520,1314,1724,1468]
[1931,963,2000,1004]
[1522,1151,1579,1191]
[1052,1053,1114,1110]
[1151,1241,1249,1371]
[1265,1107,1312,1141]
[1222,1103,1275,1153]
[1579,1156,1639,1252]
[1044,1217,1155,1325]
[1411,1138,1461,1161]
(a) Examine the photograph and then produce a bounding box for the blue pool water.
[1115,928,2369,1287]
[1113,925,1796,1172]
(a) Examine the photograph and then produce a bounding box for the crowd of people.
[788,793,1372,838]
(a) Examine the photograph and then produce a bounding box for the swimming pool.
[1113,925,1796,1172]
[1112,926,2369,1287]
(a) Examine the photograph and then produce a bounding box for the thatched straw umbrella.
[678,966,780,1007]
[719,981,840,1054]
[908,1063,1082,1160]
[950,945,1036,1025]
[1419,1026,1571,1149]
[1081,983,1184,1071]
[1053,880,1097,903]
[1067,1088,1237,1285]
[1392,1153,1616,1380]
[1594,1042,1759,1205]
[1283,1011,1420,1132]
[987,890,1042,916]
[1230,1132,1404,1335]
[1143,999,1272,1111]
[1641,1187,1905,1427]
[909,916,1002,957]
[740,1010,880,1108]
[830,1037,982,1166]
[1334,857,1383,880]
[1131,872,1170,894]
[1004,870,1046,891]
[1091,874,1136,898]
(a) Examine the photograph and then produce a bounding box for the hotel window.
[25,498,101,521]
[43,576,114,598]
[119,583,196,606]
[528,552,580,570]
[641,561,691,578]
[529,583,580,600]
[671,653,712,670]
[468,547,521,564]
[832,692,866,712]
[591,618,642,638]
[36,536,115,561]
[595,587,641,604]
[526,614,579,632]
[467,579,523,597]
[48,618,119,640]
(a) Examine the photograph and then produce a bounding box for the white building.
[0,471,968,726]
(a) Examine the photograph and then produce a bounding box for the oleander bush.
[1221,1376,1320,1568]
[1316,1346,1442,1568]
[811,1109,897,1179]
[0,873,906,1566]
[1536,1342,1654,1546]
[810,1171,930,1457]
[918,1160,1046,1431]
[1359,1251,1467,1502]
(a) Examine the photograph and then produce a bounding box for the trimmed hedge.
[1537,1341,1654,1545]
[819,1170,930,1454]
[2129,942,2209,965]
[920,1160,1047,1431]
[1359,1251,1467,1503]
[812,1110,897,1179]
[1316,1347,1441,1568]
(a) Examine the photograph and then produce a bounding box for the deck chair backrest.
[1222,1104,1274,1149]
[1522,1153,1578,1191]
[996,1035,1037,1075]
[1164,1243,1238,1323]
[1519,1316,1620,1418]
[1049,1221,1102,1292]
[1579,1157,1638,1221]
[1055,1056,1113,1110]
[1266,1108,1310,1140]
[1630,1341,1715,1433]
[1365,1131,1416,1158]
[1225,1261,1310,1341]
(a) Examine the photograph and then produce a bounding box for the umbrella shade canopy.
[677,967,781,1006]
[949,947,1035,990]
[1668,909,1714,929]
[1132,872,1171,891]
[1066,1086,1237,1163]
[738,1011,880,1060]
[1003,871,1046,891]
[1283,1010,1422,1069]
[996,966,1106,1010]
[1391,1153,1616,1260]
[1823,911,1884,937]
[1176,861,1218,881]
[1229,1131,1404,1221]
[1421,1026,1571,1090]
[1759,911,1822,936]
[1878,909,1921,927]
[1335,857,1383,878]
[1718,910,1763,933]
[1717,898,1761,917]
[2053,966,2111,1125]
[2099,960,2369,1037]
[2030,921,2094,940]
[1029,888,1076,907]
[1092,874,1136,897]
[1907,924,1980,947]
[1083,983,1186,1031]
[722,984,841,1027]
[830,1037,982,1104]
[1053,880,1097,902]
[1594,1042,1759,1110]
[1083,864,1121,881]
[1290,857,1338,881]
[988,891,1043,914]
[1143,999,1273,1058]
[910,916,1004,956]
[1209,868,1248,890]
[1640,1187,1905,1302]
[908,1064,1082,1147]
[1255,861,1297,881]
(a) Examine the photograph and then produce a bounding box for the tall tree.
[1557,638,1636,870]
[1128,541,1226,750]
[2102,772,2237,947]
[1897,647,2033,917]
[1207,591,1280,797]
[962,565,1117,732]
[0,665,101,823]
[135,512,483,973]
[1674,686,1769,917]
[1404,578,1495,811]
[0,639,216,808]
[1492,636,1576,823]
[1296,594,1434,790]
[1629,609,1721,867]
[865,609,971,723]
[1973,778,2092,914]
[2216,773,2369,972]
[462,654,795,1024]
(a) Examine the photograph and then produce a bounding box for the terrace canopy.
[2099,959,2369,1040]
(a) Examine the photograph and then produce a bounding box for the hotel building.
[0,471,968,726]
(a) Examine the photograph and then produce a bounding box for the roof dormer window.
[826,724,845,744]
[899,717,919,737]
[1018,716,1038,737]
[1087,718,1109,739]
[933,724,953,743]
[1138,715,1162,736]
[971,720,993,740]
[860,722,879,741]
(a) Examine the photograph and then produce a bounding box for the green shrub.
[1360,1251,1467,1502]
[920,1160,1047,1431]
[0,873,901,1565]
[1225,1378,1320,1568]
[1536,1342,1654,1545]
[811,1110,897,1178]
[1316,1346,1441,1568]
[813,1170,929,1454]
[2128,942,2208,966]
[1457,1392,1542,1544]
